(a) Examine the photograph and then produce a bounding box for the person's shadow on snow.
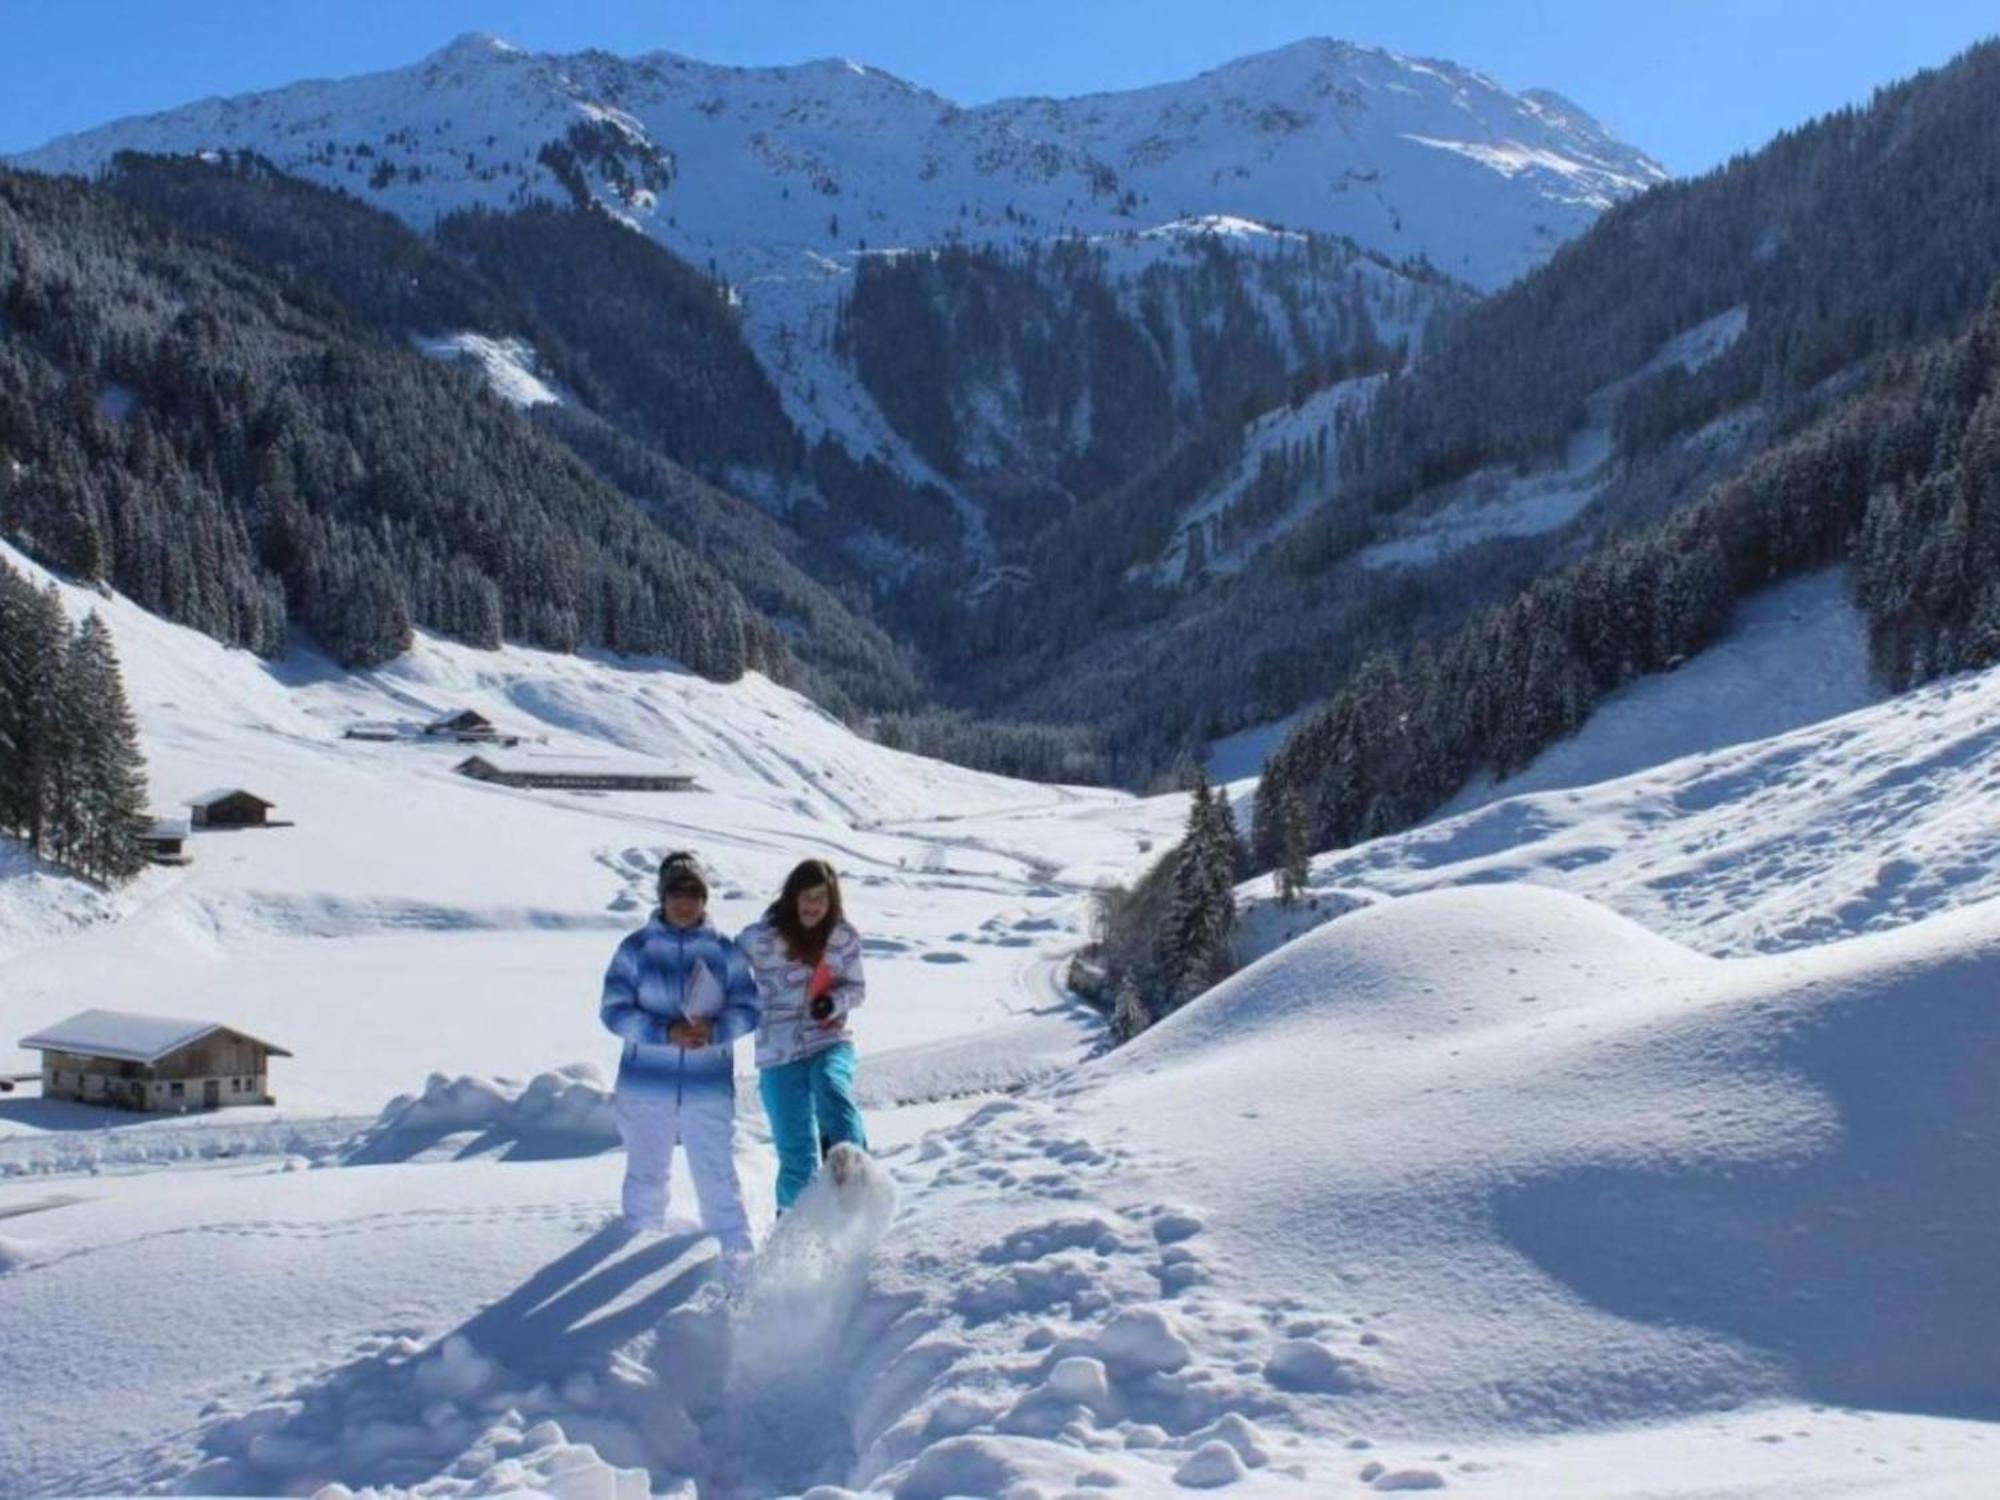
[459,1223,712,1376]
[179,1222,719,1491]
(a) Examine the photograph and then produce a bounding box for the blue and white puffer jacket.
[599,916,761,1098]
[737,917,866,1069]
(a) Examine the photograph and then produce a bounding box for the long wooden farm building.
[453,752,695,792]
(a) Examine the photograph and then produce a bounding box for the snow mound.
[1081,881,2000,1429]
[0,837,125,963]
[340,1066,618,1164]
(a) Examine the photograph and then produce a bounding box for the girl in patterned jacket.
[599,850,761,1258]
[738,857,869,1210]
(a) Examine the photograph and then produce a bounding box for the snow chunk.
[1372,1468,1448,1492]
[1044,1356,1111,1405]
[1092,1307,1192,1377]
[1174,1439,1247,1487]
[341,1066,616,1162]
[1263,1339,1371,1394]
[1180,1413,1271,1468]
[410,1333,497,1401]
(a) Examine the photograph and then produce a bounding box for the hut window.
[170,1081,184,1097]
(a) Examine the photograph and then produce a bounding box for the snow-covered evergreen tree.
[1159,772,1239,1010]
[61,613,151,882]
[1277,788,1311,907]
[1110,975,1151,1044]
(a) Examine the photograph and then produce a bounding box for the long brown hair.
[768,857,844,963]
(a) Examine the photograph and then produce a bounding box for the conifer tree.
[1277,788,1311,908]
[62,613,150,882]
[1111,975,1151,1044]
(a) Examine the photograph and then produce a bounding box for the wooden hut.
[425,708,499,741]
[454,752,695,793]
[138,816,191,865]
[186,789,275,828]
[19,1009,291,1113]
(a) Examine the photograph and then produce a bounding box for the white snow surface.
[412,332,565,408]
[4,535,1999,1496]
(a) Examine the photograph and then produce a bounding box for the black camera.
[810,994,835,1022]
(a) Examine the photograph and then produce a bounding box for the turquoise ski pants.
[758,1042,868,1210]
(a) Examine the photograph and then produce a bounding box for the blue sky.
[2,0,1995,174]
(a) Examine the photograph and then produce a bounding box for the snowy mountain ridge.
[12,33,1661,517]
[15,31,1663,293]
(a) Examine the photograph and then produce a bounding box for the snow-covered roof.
[19,1008,292,1063]
[143,817,190,840]
[185,788,275,809]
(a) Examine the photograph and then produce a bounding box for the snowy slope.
[7,547,2000,1493]
[11,33,1662,507]
[1155,372,1385,582]
[1236,570,2000,972]
[0,536,1182,1138]
[1358,305,1753,572]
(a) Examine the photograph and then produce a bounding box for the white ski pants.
[615,1087,752,1254]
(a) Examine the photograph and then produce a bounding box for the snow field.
[5,537,2000,1493]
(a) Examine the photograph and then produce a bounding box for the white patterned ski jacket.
[737,917,866,1069]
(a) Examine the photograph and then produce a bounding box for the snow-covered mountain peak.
[422,30,526,67]
[13,32,1663,292]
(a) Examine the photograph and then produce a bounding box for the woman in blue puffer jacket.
[738,857,868,1211]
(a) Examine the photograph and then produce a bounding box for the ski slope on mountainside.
[1239,574,2000,968]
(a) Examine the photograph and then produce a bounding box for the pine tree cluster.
[0,554,150,883]
[1092,773,1245,1040]
[0,167,782,679]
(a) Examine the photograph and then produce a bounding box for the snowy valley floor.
[2,543,1998,1497]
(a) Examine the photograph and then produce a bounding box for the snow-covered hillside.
[10,33,1662,506]
[1357,305,1753,573]
[0,536,1179,1142]
[5,531,1999,1496]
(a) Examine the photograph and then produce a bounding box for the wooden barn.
[454,752,695,793]
[186,788,275,828]
[19,1009,291,1113]
[139,816,191,865]
[425,708,499,741]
